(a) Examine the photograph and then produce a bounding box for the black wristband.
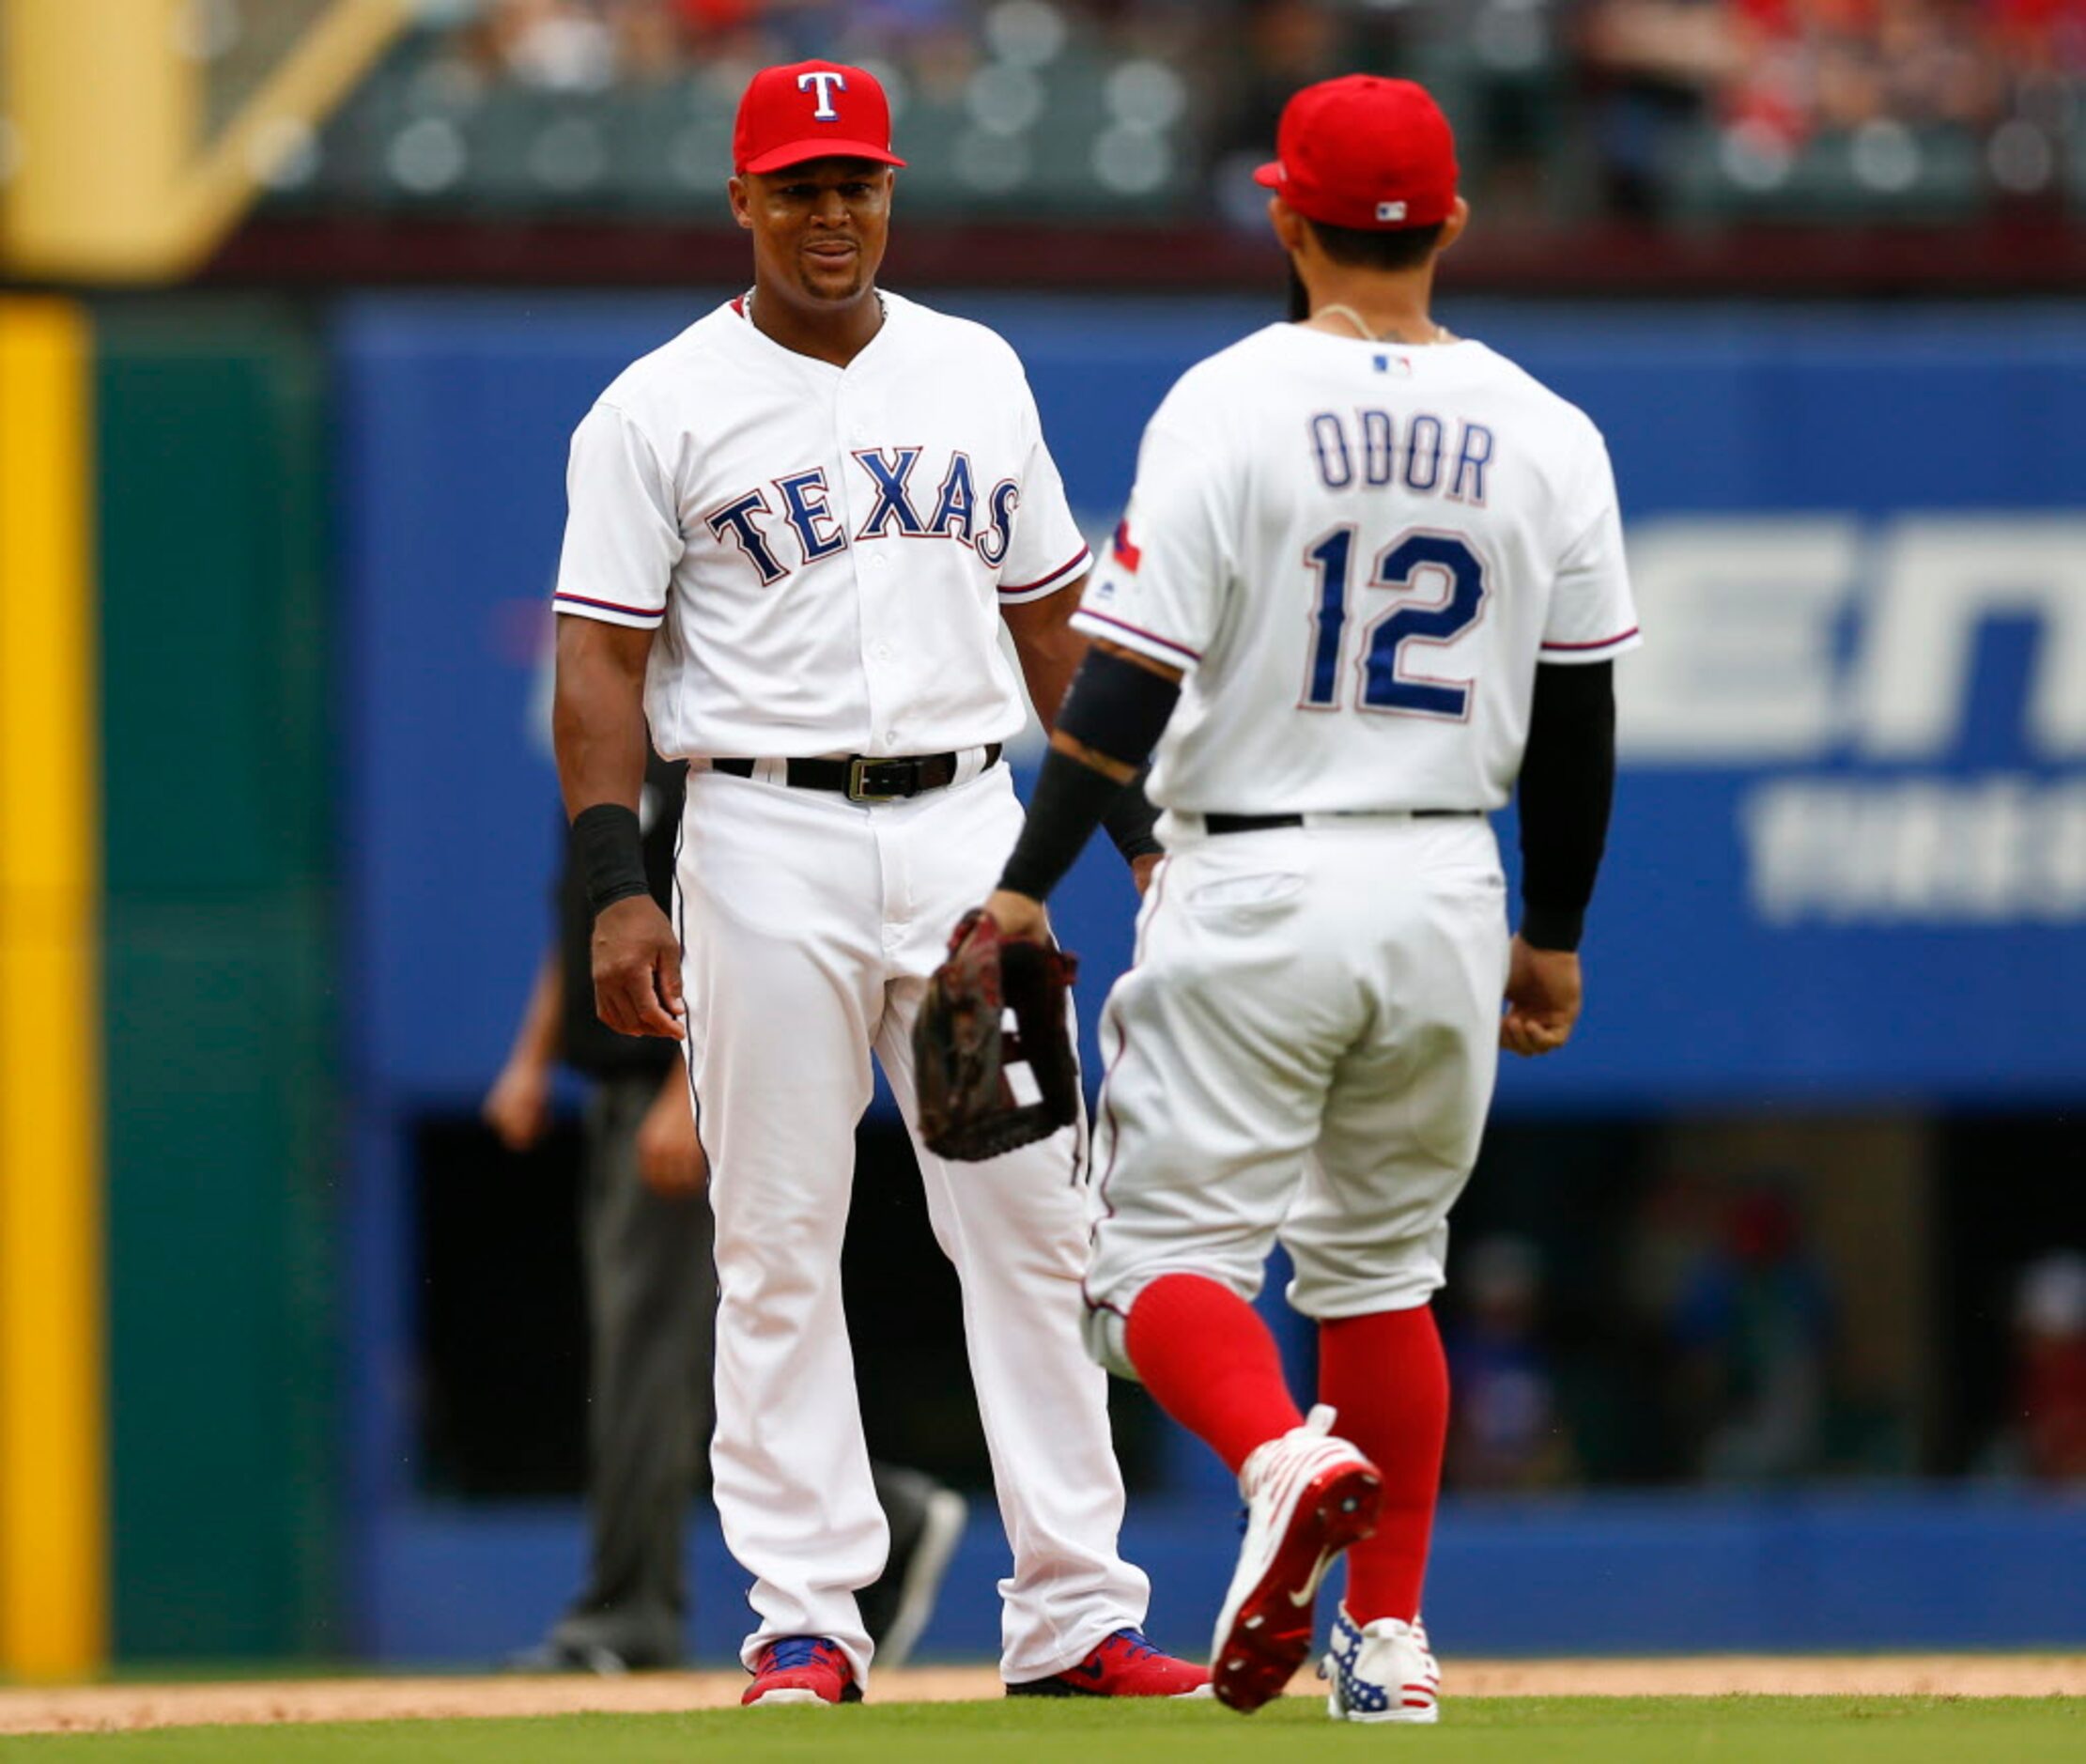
[998,748,1127,903]
[1101,766,1165,863]
[570,803,650,917]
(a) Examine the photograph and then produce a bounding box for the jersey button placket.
[851,369,903,957]
[865,552,899,751]
[843,394,902,755]
[832,393,886,756]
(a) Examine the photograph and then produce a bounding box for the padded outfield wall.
[333,295,2086,1663]
[342,295,2086,1113]
[0,298,336,1669]
[9,294,2078,1667]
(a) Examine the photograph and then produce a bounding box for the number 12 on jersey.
[1303,527,1489,719]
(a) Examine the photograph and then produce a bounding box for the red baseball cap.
[734,59,906,176]
[1254,75,1458,230]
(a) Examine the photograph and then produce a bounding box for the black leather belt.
[1205,809,1480,835]
[713,745,1001,804]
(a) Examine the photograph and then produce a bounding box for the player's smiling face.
[732,158,893,311]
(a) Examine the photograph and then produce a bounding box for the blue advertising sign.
[336,297,2086,1108]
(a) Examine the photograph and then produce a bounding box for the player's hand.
[1131,853,1163,896]
[482,1056,552,1152]
[636,1073,707,1198]
[1500,935,1582,1058]
[982,888,1049,943]
[592,895,687,1040]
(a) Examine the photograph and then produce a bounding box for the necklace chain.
[1315,302,1450,347]
[743,286,887,330]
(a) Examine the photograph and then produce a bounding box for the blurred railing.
[270,1,1198,221]
[6,3,2083,289]
[220,1,2086,227]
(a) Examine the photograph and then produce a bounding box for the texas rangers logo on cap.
[734,59,908,176]
[797,69,846,119]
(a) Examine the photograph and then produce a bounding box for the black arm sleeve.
[997,748,1129,903]
[1100,766,1164,863]
[998,650,1182,902]
[1516,660,1616,953]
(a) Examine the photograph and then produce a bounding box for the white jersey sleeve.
[1538,433,1640,663]
[1070,420,1232,672]
[993,375,1092,605]
[553,401,683,630]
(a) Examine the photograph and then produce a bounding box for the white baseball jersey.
[554,289,1091,759]
[1070,324,1639,814]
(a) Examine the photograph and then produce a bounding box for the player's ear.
[1435,195,1470,255]
[1268,194,1305,255]
[727,175,754,231]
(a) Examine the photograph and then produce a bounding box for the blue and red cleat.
[742,1635,860,1706]
[1006,1627,1213,1698]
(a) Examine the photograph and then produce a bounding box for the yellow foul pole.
[0,0,195,281]
[0,0,410,282]
[0,299,106,1677]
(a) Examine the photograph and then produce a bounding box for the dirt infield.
[3,1657,2081,1735]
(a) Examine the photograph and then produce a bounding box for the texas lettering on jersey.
[704,447,1020,586]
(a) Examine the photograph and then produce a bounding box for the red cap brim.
[1253,160,1284,189]
[743,139,907,175]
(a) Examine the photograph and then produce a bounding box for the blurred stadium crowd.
[143,0,2086,224]
[1442,1204,2086,1496]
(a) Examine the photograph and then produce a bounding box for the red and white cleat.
[742,1635,860,1707]
[1322,1604,1440,1723]
[1210,1404,1382,1714]
[1007,1627,1212,1698]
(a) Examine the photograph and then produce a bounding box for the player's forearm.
[1515,661,1616,952]
[552,617,654,815]
[997,644,1182,904]
[1013,626,1085,740]
[1007,599,1167,869]
[1038,659,1167,866]
[1003,577,1090,736]
[506,948,564,1068]
[554,614,658,913]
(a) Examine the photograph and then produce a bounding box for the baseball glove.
[915,908,1081,1161]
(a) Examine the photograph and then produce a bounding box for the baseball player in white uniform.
[549,60,1205,1708]
[966,75,1639,1722]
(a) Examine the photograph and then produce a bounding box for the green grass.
[4,1697,2081,1762]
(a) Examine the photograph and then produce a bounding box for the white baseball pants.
[676,759,1150,1690]
[1082,813,1509,1374]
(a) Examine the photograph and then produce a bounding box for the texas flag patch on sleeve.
[1110,518,1141,571]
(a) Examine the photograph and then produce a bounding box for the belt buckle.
[846,756,911,803]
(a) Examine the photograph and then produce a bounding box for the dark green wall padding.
[96,302,338,1658]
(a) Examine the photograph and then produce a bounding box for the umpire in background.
[486,750,967,1672]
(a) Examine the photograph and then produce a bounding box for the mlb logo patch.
[1376,199,1407,223]
[1372,353,1414,377]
